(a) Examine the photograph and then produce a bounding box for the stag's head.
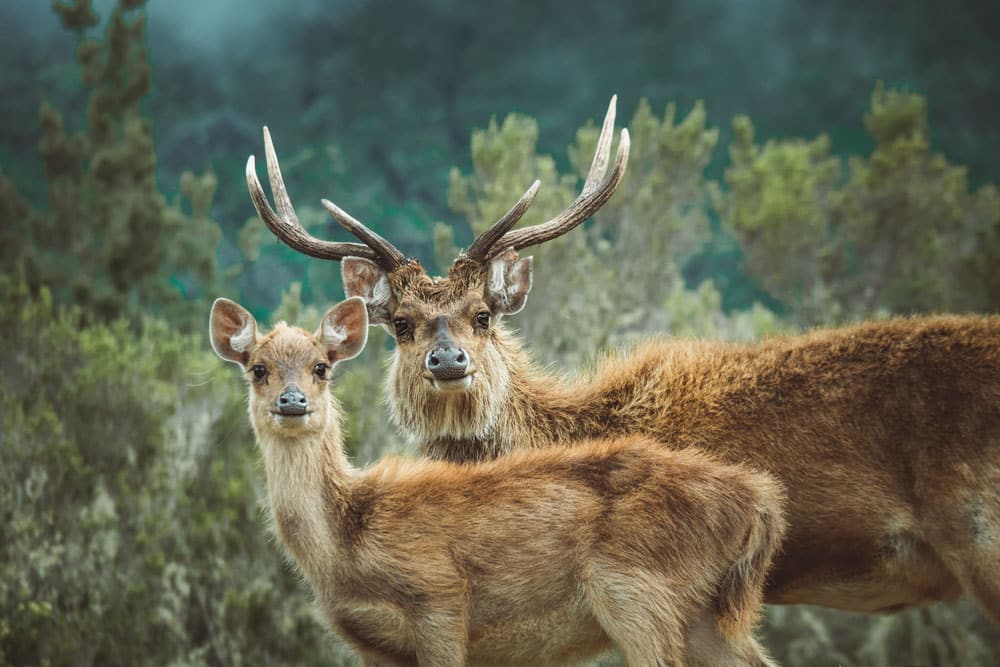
[210,297,368,441]
[245,97,629,441]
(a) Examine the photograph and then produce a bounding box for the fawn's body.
[211,297,785,666]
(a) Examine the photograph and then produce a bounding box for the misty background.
[3,0,998,315]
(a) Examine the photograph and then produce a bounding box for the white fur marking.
[489,258,515,310]
[372,274,393,309]
[432,375,474,392]
[489,259,507,297]
[230,320,255,352]
[322,322,348,348]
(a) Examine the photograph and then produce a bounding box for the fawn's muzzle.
[276,385,308,416]
[425,345,469,381]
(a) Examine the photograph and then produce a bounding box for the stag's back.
[581,315,1000,458]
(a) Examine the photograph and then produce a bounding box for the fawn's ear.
[485,249,533,316]
[342,257,396,325]
[210,298,259,365]
[317,297,369,364]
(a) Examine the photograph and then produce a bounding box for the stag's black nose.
[277,385,308,415]
[425,346,469,380]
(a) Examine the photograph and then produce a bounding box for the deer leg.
[683,612,777,667]
[584,565,686,666]
[950,523,1000,626]
[413,641,465,667]
[411,610,467,667]
[919,463,1000,626]
[961,490,1000,625]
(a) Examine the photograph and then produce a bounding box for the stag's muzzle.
[425,345,469,381]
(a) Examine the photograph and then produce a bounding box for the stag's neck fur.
[253,399,355,581]
[412,331,591,461]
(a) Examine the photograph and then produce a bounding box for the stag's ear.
[485,250,533,315]
[210,298,259,365]
[342,257,397,325]
[316,297,369,364]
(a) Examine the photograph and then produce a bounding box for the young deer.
[244,96,1000,627]
[210,296,786,667]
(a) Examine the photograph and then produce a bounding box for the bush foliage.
[722,82,1000,325]
[0,273,356,666]
[2,1,998,665]
[0,0,222,329]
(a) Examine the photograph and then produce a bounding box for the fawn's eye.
[313,363,329,379]
[475,311,491,329]
[393,317,412,341]
[250,365,268,381]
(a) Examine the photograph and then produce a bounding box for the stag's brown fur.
[211,297,785,667]
[347,256,1000,625]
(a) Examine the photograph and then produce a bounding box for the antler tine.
[246,128,380,262]
[321,199,407,271]
[463,96,631,263]
[487,95,630,259]
[262,126,298,226]
[464,179,541,261]
[489,125,630,259]
[582,94,618,196]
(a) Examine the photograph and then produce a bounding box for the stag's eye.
[250,365,268,381]
[393,317,412,341]
[475,311,491,329]
[313,363,329,379]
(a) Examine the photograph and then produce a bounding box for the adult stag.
[245,97,1000,625]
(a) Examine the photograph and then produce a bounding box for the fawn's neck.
[256,407,354,581]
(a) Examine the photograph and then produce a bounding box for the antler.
[246,127,407,270]
[464,179,541,260]
[464,95,631,262]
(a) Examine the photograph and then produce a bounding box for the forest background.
[1,0,999,665]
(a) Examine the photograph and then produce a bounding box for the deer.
[244,95,1000,629]
[209,295,786,667]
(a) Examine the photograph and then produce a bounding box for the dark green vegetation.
[1,1,997,665]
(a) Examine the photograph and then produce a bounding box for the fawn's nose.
[276,385,308,416]
[425,345,469,381]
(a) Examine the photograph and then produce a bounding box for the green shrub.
[723,83,1000,325]
[0,273,355,666]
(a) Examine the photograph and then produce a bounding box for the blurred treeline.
[1,1,998,665]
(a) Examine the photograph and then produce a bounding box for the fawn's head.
[245,97,629,438]
[210,297,368,440]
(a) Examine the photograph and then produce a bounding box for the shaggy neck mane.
[416,330,603,461]
[413,334,735,462]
